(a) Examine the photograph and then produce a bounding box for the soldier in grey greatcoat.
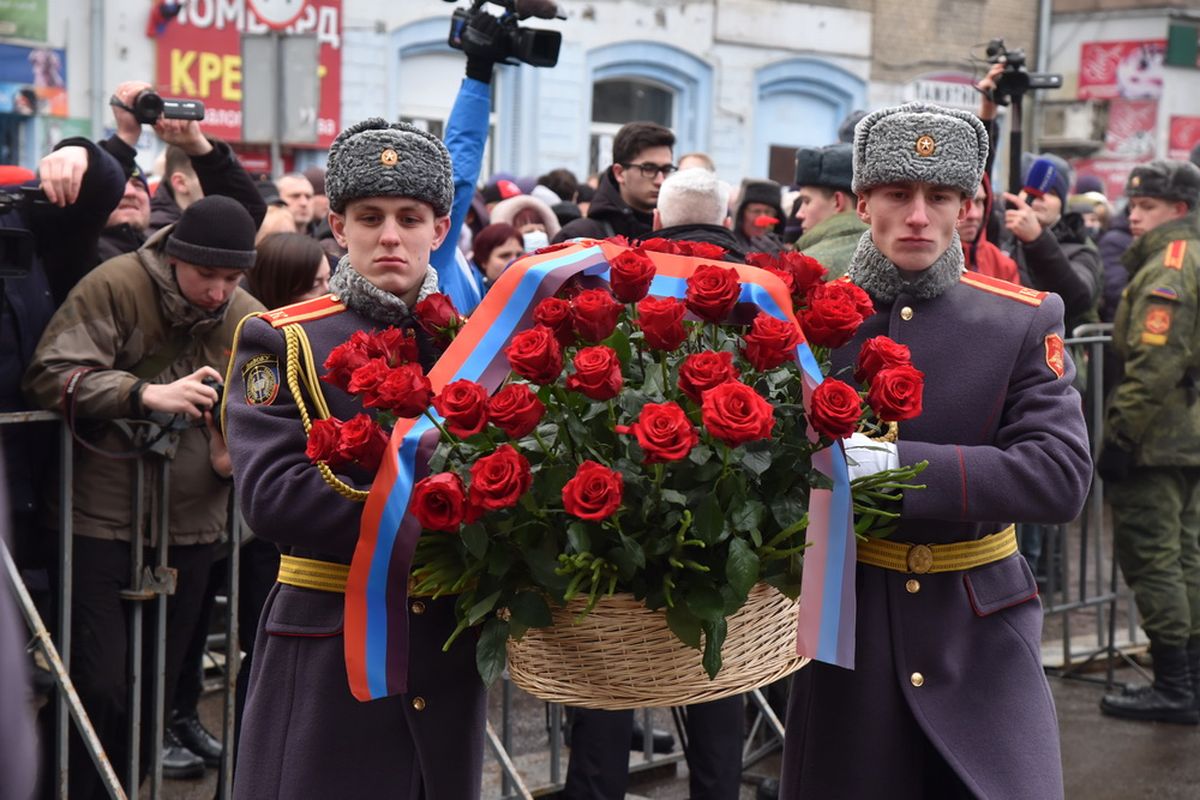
[779,103,1092,799]
[223,119,485,799]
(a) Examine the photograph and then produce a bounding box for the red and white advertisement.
[1072,158,1148,201]
[1103,99,1158,160]
[153,0,342,148]
[1168,116,1200,161]
[1078,39,1166,100]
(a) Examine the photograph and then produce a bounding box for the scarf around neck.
[847,230,965,304]
[328,256,440,327]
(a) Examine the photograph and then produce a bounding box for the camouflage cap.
[852,102,988,196]
[324,118,453,216]
[1125,160,1200,209]
[795,143,854,195]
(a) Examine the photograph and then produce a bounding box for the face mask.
[522,230,549,253]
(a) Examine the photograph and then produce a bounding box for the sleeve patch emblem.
[1045,334,1065,379]
[242,354,280,406]
[1144,306,1172,336]
[1150,286,1179,301]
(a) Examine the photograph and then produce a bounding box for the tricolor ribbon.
[344,242,856,701]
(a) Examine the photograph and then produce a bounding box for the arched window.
[589,78,674,174]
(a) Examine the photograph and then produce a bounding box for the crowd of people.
[1,15,1199,800]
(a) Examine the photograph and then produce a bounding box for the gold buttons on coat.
[900,306,914,321]
[905,579,921,594]
[411,696,426,711]
[411,600,426,615]
[910,672,925,687]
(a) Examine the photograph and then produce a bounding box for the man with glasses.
[554,121,676,244]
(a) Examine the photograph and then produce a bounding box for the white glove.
[843,432,899,481]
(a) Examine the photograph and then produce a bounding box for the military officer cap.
[324,118,454,216]
[795,143,854,195]
[852,102,989,197]
[1124,160,1200,209]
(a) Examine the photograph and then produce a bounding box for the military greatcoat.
[781,269,1093,800]
[224,295,486,800]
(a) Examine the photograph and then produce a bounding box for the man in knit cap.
[778,103,1092,799]
[23,194,264,799]
[223,119,486,799]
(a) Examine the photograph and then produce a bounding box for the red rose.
[638,237,680,255]
[800,282,869,348]
[700,382,775,447]
[763,267,795,295]
[561,460,624,521]
[322,331,373,391]
[347,357,392,405]
[745,253,776,269]
[636,296,688,351]
[678,351,740,403]
[742,312,801,371]
[855,336,912,385]
[809,379,862,440]
[368,327,418,366]
[571,288,622,342]
[432,379,489,437]
[620,402,698,463]
[506,325,564,385]
[467,444,532,517]
[368,363,434,418]
[305,417,346,465]
[609,249,657,303]
[533,297,574,346]
[565,345,623,401]
[487,383,545,438]
[604,234,632,247]
[779,252,828,297]
[337,413,390,472]
[685,264,741,322]
[413,293,462,344]
[867,364,925,423]
[411,473,467,532]
[680,241,728,260]
[531,241,575,255]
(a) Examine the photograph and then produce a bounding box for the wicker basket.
[506,582,808,709]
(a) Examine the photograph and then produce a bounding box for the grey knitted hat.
[1125,160,1200,209]
[852,102,989,196]
[795,143,853,194]
[325,118,453,216]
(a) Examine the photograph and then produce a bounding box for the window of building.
[588,78,674,176]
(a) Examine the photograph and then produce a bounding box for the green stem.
[422,410,456,444]
[659,350,670,395]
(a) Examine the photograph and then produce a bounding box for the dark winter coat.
[554,168,653,243]
[652,222,747,263]
[1098,212,1133,323]
[1015,211,1104,333]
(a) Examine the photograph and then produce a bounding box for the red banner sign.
[1078,40,1165,100]
[1103,99,1158,160]
[1168,116,1200,161]
[154,0,341,148]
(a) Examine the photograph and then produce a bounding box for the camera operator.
[976,63,1102,332]
[22,195,264,800]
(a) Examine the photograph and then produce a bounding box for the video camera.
[985,39,1063,106]
[446,0,563,69]
[0,186,49,278]
[109,90,205,126]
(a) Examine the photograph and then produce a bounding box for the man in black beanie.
[22,194,263,799]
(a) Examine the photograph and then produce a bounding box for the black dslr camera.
[110,90,206,125]
[985,39,1063,106]
[202,375,224,410]
[0,186,49,278]
[446,0,563,68]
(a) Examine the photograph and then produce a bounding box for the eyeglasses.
[621,162,678,179]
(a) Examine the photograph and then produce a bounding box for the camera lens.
[132,90,164,124]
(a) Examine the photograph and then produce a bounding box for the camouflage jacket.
[1107,215,1200,465]
[795,210,868,279]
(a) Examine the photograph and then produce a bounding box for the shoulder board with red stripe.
[1162,240,1188,271]
[260,294,346,328]
[959,272,1047,307]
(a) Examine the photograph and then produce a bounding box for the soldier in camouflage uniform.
[1099,159,1200,725]
[791,143,867,278]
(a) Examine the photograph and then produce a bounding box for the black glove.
[1097,441,1135,484]
[462,12,506,83]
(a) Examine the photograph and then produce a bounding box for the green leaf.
[461,524,488,559]
[769,495,807,531]
[567,522,591,554]
[508,591,553,628]
[726,538,760,600]
[693,493,723,545]
[475,617,509,687]
[466,590,502,625]
[688,444,714,466]
[666,604,702,649]
[617,389,650,418]
[731,498,765,533]
[603,326,633,366]
[485,546,515,576]
[660,488,688,506]
[741,442,773,476]
[526,541,570,594]
[686,586,726,622]
[701,617,728,679]
[620,532,646,569]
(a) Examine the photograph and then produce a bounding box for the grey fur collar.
[328,256,440,326]
[847,231,965,303]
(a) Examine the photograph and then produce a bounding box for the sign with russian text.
[1168,116,1200,161]
[1078,40,1165,100]
[154,0,341,148]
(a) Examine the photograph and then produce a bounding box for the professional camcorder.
[445,0,564,68]
[0,186,48,278]
[109,90,206,125]
[985,39,1063,106]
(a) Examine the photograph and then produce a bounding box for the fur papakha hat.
[1125,160,1200,209]
[795,143,853,194]
[852,102,989,196]
[325,118,453,216]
